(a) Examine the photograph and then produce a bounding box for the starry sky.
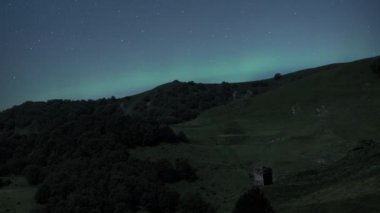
[1,0,380,110]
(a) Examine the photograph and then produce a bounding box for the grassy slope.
[132,56,380,212]
[0,176,38,213]
[264,140,380,213]
[175,57,380,173]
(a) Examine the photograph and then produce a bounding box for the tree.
[274,73,282,80]
[232,187,274,213]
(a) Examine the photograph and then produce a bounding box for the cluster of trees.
[0,98,120,133]
[127,80,275,124]
[0,99,215,212]
[32,157,202,213]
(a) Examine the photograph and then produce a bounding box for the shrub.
[179,193,215,213]
[156,126,180,143]
[274,73,282,80]
[233,187,274,213]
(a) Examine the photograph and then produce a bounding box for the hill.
[171,56,380,211]
[175,56,380,173]
[0,55,379,213]
[120,63,340,124]
[264,139,380,213]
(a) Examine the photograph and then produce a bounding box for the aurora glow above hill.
[1,0,380,110]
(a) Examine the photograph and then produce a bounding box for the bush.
[156,126,180,143]
[179,193,215,213]
[233,187,274,213]
[274,73,282,80]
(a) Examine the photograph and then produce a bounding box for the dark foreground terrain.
[1,56,380,213]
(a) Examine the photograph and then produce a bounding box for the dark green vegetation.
[1,56,380,212]
[120,64,334,124]
[0,100,206,212]
[233,187,274,213]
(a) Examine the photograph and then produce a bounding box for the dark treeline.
[124,76,303,125]
[0,99,213,213]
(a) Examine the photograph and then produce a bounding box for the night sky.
[1,0,380,110]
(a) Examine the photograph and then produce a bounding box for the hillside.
[119,64,338,124]
[0,56,379,213]
[175,56,380,172]
[170,56,380,211]
[264,139,380,213]
[0,64,323,131]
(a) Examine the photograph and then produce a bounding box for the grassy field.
[132,56,380,212]
[0,176,38,213]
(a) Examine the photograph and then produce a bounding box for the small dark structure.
[254,166,273,186]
